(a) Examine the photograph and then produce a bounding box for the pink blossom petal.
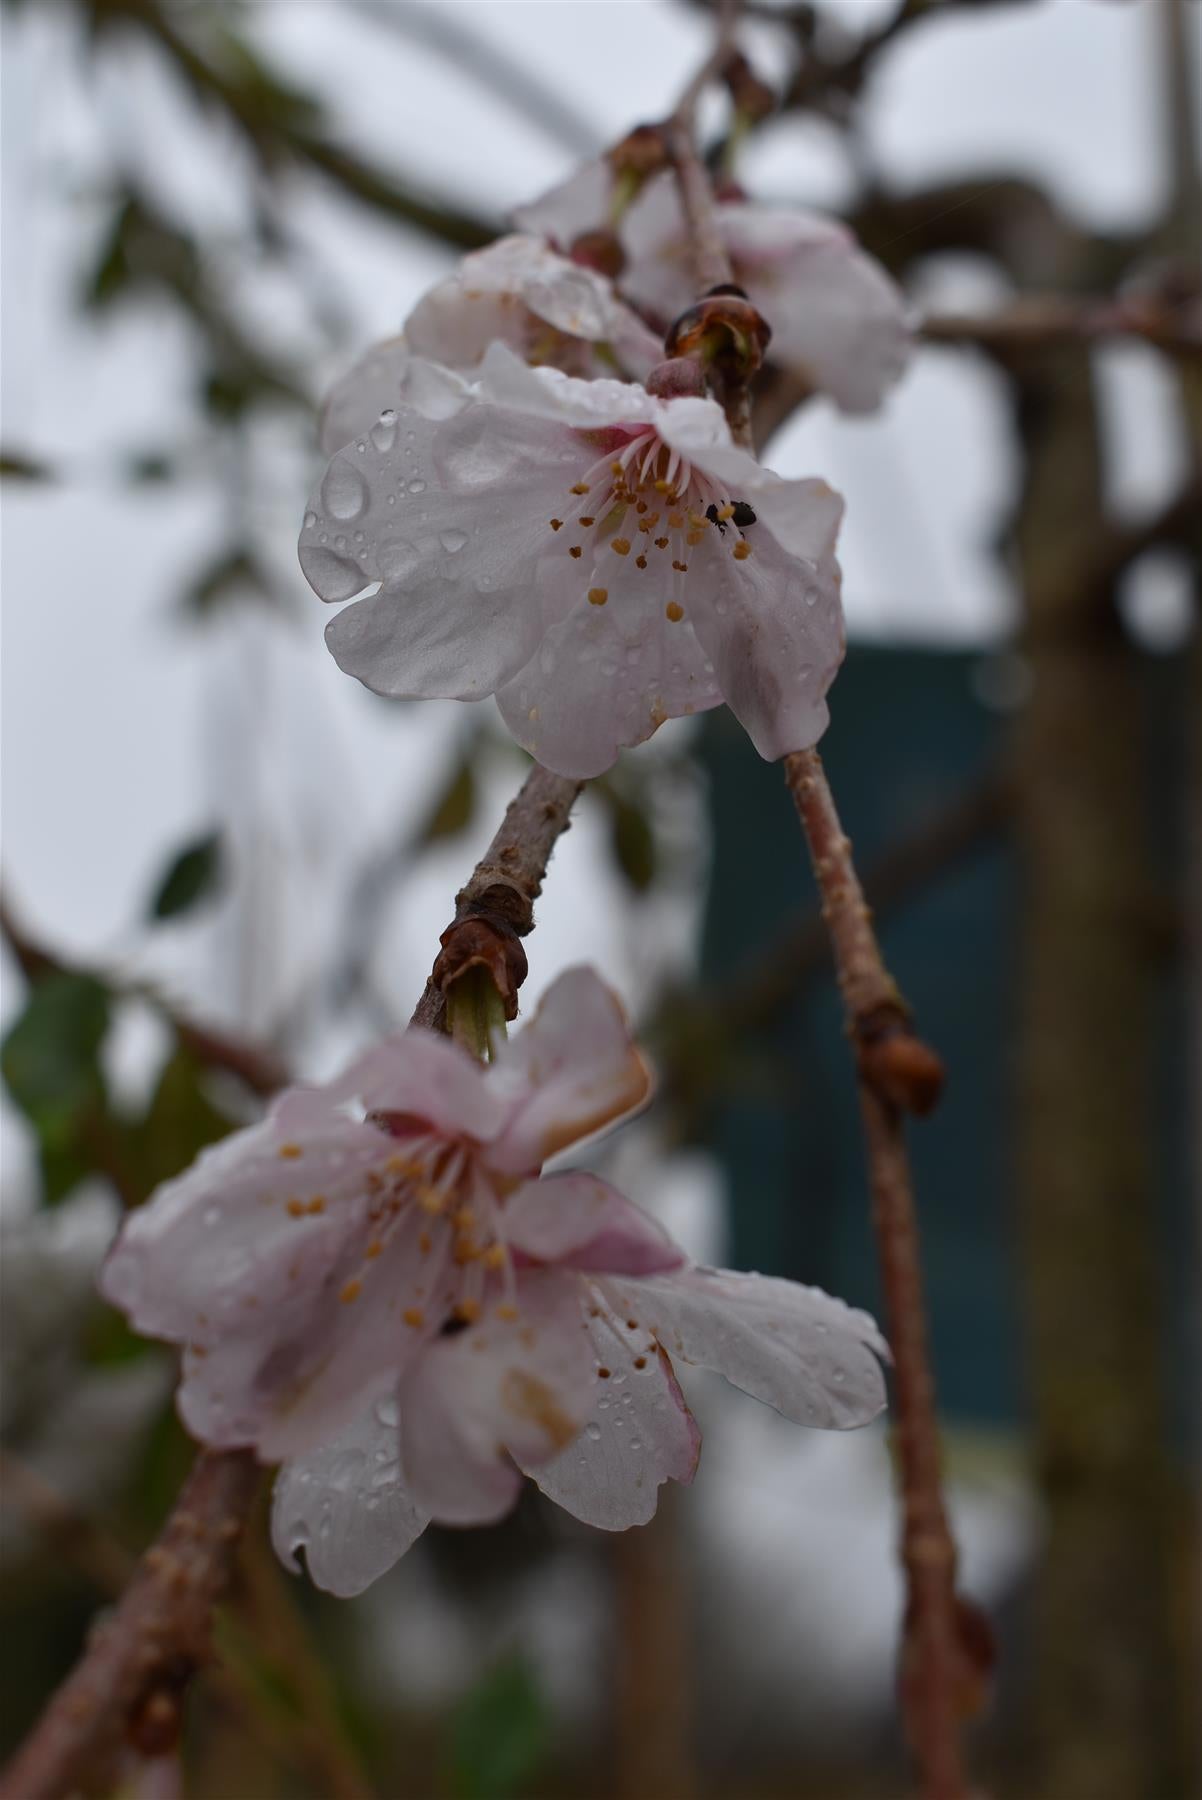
[684,519,845,761]
[511,158,614,250]
[495,563,723,777]
[98,1115,389,1342]
[519,1311,700,1529]
[599,1266,888,1429]
[324,1031,507,1144]
[503,1172,685,1275]
[271,1397,428,1595]
[399,1272,594,1524]
[488,968,652,1172]
[405,235,661,381]
[249,1209,454,1462]
[325,575,544,703]
[720,205,911,414]
[174,1204,452,1459]
[319,336,411,456]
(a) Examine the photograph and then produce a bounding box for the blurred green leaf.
[2,972,110,1134]
[0,449,53,481]
[132,1043,234,1191]
[418,757,477,846]
[607,791,657,892]
[148,831,225,920]
[2,973,113,1206]
[448,1658,550,1800]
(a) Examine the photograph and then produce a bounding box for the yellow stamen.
[733,540,752,561]
[611,537,631,556]
[569,545,583,559]
[278,1144,302,1160]
[570,482,590,495]
[483,1243,507,1270]
[402,1306,425,1328]
[454,1298,482,1324]
[588,587,608,606]
[666,601,684,622]
[339,1280,362,1305]
[495,1303,519,1322]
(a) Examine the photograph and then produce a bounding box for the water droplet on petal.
[322,459,369,522]
[374,1396,399,1428]
[370,410,398,452]
[303,510,317,529]
[439,528,468,554]
[407,478,427,495]
[585,1422,602,1441]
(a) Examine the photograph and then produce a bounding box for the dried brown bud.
[569,229,626,280]
[645,356,707,399]
[127,1673,189,1757]
[432,916,528,1021]
[856,1011,945,1115]
[664,290,771,378]
[724,51,777,123]
[607,124,670,181]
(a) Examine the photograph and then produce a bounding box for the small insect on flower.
[101,967,887,1597]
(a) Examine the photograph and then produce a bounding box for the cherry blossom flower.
[300,341,846,775]
[517,168,911,414]
[99,968,887,1596]
[406,234,662,383]
[317,236,660,456]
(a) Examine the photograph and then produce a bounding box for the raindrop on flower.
[322,459,369,522]
[370,409,398,452]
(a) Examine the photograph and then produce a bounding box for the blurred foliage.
[147,831,226,921]
[2,972,112,1205]
[446,1658,552,1800]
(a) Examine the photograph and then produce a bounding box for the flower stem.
[446,966,509,1062]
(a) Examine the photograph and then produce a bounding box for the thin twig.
[922,297,1202,363]
[666,26,970,1795]
[0,762,583,1800]
[0,1451,261,1800]
[409,761,582,1031]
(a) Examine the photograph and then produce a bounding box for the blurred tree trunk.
[610,1499,696,1800]
[1011,348,1187,1799]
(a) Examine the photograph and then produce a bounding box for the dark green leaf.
[131,1043,234,1189]
[448,1659,550,1800]
[0,449,53,481]
[417,758,477,845]
[2,973,112,1206]
[1,973,110,1129]
[148,831,225,920]
[608,792,657,892]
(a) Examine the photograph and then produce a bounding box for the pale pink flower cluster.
[298,152,908,775]
[516,167,911,415]
[101,971,887,1595]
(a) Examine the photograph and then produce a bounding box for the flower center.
[301,1121,520,1332]
[547,427,755,622]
